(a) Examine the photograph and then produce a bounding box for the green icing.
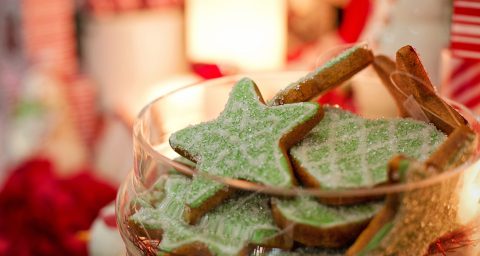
[357,221,394,256]
[307,45,361,77]
[131,177,167,209]
[275,45,362,101]
[169,78,320,207]
[273,197,383,228]
[290,107,446,189]
[397,159,411,182]
[130,175,281,256]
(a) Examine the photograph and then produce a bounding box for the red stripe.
[452,19,480,26]
[450,41,480,52]
[454,6,480,17]
[24,37,76,47]
[464,91,480,108]
[451,71,480,97]
[23,16,74,27]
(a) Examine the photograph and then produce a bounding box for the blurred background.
[0,0,478,255]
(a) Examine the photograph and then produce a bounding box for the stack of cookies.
[129,45,477,256]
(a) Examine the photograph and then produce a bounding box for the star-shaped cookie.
[130,175,288,256]
[169,78,322,223]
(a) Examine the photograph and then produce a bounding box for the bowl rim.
[133,72,480,198]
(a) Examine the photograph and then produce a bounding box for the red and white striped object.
[65,76,99,151]
[450,0,480,59]
[443,57,480,112]
[21,0,78,76]
[443,0,480,113]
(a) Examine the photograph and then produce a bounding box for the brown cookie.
[346,125,477,255]
[130,174,293,256]
[271,197,383,248]
[289,106,446,205]
[169,77,323,224]
[270,45,373,105]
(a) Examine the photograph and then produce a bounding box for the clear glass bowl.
[116,71,480,256]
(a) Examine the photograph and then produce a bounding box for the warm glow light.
[458,161,480,224]
[146,74,202,104]
[148,74,205,133]
[186,0,287,71]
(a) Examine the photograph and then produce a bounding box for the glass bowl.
[116,71,480,256]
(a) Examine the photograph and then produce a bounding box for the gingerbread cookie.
[269,44,373,105]
[130,174,289,256]
[271,197,383,248]
[290,106,446,193]
[347,126,477,256]
[169,78,323,223]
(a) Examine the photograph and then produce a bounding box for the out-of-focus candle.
[186,0,287,71]
[458,162,480,224]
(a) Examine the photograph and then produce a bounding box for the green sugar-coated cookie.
[272,197,383,247]
[290,106,446,190]
[269,45,373,106]
[169,78,321,216]
[287,45,363,89]
[130,174,284,256]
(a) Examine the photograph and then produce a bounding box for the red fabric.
[0,158,116,256]
[338,0,372,43]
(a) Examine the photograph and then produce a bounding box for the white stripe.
[451,35,480,44]
[452,24,480,36]
[451,56,465,71]
[453,14,480,24]
[453,50,480,59]
[450,61,480,92]
[454,1,480,9]
[455,78,480,103]
[456,86,480,104]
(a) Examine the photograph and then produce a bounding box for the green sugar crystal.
[130,175,281,256]
[290,107,446,189]
[169,78,320,207]
[269,45,362,106]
